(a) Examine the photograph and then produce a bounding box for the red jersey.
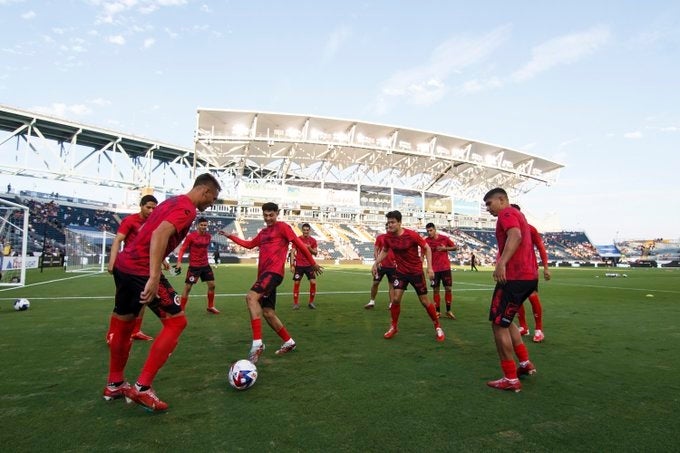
[115,195,196,276]
[117,213,145,247]
[382,228,427,276]
[529,224,549,265]
[178,231,211,267]
[495,206,538,280]
[228,221,316,278]
[375,234,397,268]
[425,234,455,272]
[292,234,317,267]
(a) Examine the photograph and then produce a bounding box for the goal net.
[0,198,30,287]
[64,226,115,273]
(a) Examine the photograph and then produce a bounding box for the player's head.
[196,217,208,233]
[139,195,158,219]
[385,210,402,234]
[425,222,437,238]
[192,173,222,212]
[483,187,509,217]
[301,222,311,236]
[261,202,279,226]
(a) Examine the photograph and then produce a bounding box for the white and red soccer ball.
[228,359,258,390]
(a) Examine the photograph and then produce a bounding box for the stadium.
[1,104,679,451]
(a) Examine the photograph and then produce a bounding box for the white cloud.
[89,97,112,106]
[200,3,211,13]
[21,10,35,19]
[624,131,643,139]
[372,25,511,112]
[143,37,155,48]
[323,25,351,61]
[512,25,611,82]
[108,34,126,45]
[33,103,92,118]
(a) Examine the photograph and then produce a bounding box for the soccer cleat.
[308,303,316,309]
[487,377,522,393]
[275,339,297,355]
[517,361,537,377]
[206,307,220,315]
[292,304,300,310]
[435,327,446,342]
[518,326,530,336]
[248,343,265,364]
[532,330,545,343]
[446,311,456,320]
[124,385,168,412]
[364,302,375,309]
[131,331,153,341]
[103,381,130,401]
[383,326,398,339]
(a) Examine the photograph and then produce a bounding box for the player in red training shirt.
[220,202,323,364]
[289,222,319,310]
[174,217,220,314]
[425,222,458,320]
[103,173,221,412]
[483,188,538,393]
[372,210,445,342]
[511,204,551,343]
[365,224,396,309]
[107,195,159,342]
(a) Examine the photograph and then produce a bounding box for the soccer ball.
[228,359,258,390]
[14,298,30,311]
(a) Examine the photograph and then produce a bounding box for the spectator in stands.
[482,188,538,393]
[470,252,479,271]
[219,202,322,364]
[174,217,220,314]
[365,223,396,309]
[106,195,160,342]
[425,222,458,319]
[510,204,551,343]
[103,173,221,412]
[372,210,445,342]
[290,223,319,309]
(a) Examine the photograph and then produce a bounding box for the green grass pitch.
[1,265,679,452]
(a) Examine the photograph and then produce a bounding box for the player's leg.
[292,268,301,309]
[179,282,192,311]
[384,279,405,338]
[517,304,529,336]
[528,291,544,342]
[261,288,297,355]
[444,285,456,319]
[206,278,219,314]
[308,270,317,308]
[131,305,153,341]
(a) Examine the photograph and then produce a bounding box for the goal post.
[64,226,115,273]
[0,197,30,287]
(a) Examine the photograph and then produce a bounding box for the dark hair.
[196,217,208,224]
[386,210,402,222]
[483,187,507,201]
[140,195,158,205]
[262,202,279,212]
[193,173,222,191]
[510,204,521,211]
[425,222,435,229]
[301,223,311,229]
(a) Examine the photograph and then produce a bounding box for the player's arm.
[372,248,387,278]
[107,232,126,274]
[289,245,297,271]
[221,231,259,249]
[532,229,551,281]
[141,221,176,304]
[174,238,189,269]
[495,227,522,284]
[423,242,434,280]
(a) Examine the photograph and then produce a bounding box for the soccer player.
[425,222,458,319]
[371,211,445,342]
[470,252,479,271]
[365,224,396,309]
[219,202,322,364]
[511,204,551,343]
[106,195,159,342]
[289,222,318,310]
[103,173,221,412]
[482,188,538,393]
[174,217,220,314]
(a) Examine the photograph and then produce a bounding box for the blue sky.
[1,0,679,244]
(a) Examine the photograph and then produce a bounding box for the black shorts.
[374,266,396,283]
[251,272,284,309]
[185,265,214,284]
[293,266,315,281]
[113,268,181,318]
[430,269,452,288]
[489,280,538,327]
[392,272,428,296]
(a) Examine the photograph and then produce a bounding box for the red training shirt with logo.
[375,233,397,268]
[495,206,538,280]
[382,228,427,276]
[292,234,317,267]
[425,234,455,272]
[179,231,211,267]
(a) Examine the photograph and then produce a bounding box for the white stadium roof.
[196,109,563,200]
